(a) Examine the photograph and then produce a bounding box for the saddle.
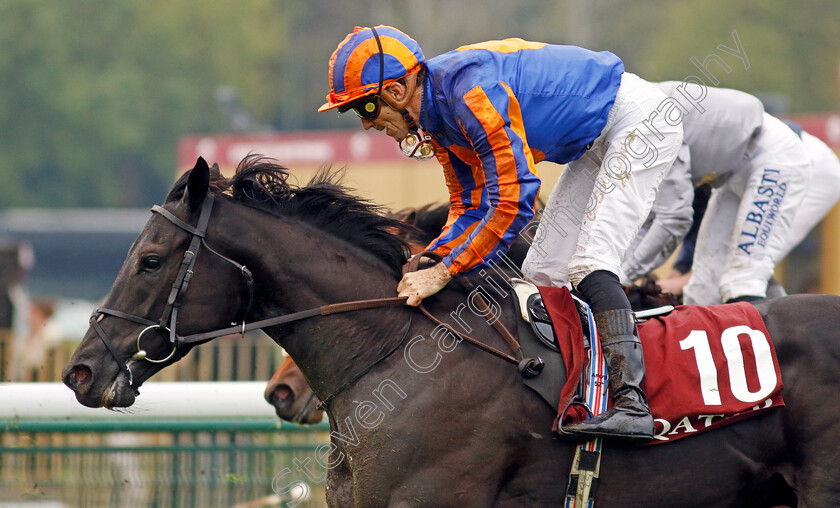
[510,278,673,412]
[512,279,784,446]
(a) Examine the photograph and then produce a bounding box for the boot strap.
[594,309,638,347]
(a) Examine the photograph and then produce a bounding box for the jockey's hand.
[397,262,453,306]
[657,269,692,296]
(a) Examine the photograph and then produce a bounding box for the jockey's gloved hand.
[398,262,453,306]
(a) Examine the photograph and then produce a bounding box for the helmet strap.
[368,28,433,161]
[370,26,385,97]
[400,107,419,132]
[398,70,434,161]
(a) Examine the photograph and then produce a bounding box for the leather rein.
[89,196,529,401]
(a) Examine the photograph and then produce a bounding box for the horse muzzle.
[62,361,139,409]
[100,369,140,409]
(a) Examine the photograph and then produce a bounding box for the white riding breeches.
[780,131,840,257]
[683,114,812,304]
[522,72,683,288]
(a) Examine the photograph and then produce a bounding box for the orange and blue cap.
[318,25,425,113]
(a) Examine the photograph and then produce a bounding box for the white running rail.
[0,381,278,419]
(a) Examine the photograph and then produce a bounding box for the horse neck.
[209,200,410,399]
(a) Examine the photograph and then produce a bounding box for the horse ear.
[185,157,210,211]
[403,209,418,226]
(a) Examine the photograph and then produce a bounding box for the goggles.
[341,94,381,120]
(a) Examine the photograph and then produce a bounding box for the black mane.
[390,202,449,246]
[167,155,415,276]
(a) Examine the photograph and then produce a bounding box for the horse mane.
[413,203,449,242]
[624,275,682,310]
[389,202,449,247]
[167,155,416,276]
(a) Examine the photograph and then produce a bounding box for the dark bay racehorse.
[64,156,839,506]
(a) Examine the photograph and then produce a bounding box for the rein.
[177,296,408,345]
[406,252,523,366]
[90,196,531,398]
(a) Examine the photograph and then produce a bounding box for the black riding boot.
[562,308,654,442]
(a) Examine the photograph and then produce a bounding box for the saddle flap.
[509,281,567,410]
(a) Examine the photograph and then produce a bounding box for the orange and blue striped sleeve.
[426,146,484,259]
[427,82,541,275]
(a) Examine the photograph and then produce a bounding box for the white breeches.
[780,131,840,256]
[523,72,683,288]
[683,114,812,304]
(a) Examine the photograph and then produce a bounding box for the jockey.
[657,118,840,300]
[622,82,813,304]
[319,25,683,442]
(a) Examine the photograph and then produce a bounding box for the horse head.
[63,157,256,407]
[63,155,416,409]
[264,355,325,424]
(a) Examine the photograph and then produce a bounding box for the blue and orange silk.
[422,39,624,274]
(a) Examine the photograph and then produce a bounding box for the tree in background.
[0,0,285,207]
[631,0,840,115]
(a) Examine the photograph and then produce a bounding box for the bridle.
[90,195,255,386]
[89,194,540,402]
[291,391,322,424]
[89,195,408,388]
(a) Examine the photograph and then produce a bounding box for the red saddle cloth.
[539,286,785,445]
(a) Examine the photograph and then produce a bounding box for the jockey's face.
[360,99,410,142]
[359,79,419,143]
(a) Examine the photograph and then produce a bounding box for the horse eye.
[142,255,162,271]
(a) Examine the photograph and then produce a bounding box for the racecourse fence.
[0,383,331,508]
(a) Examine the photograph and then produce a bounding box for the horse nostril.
[64,364,93,390]
[271,385,294,405]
